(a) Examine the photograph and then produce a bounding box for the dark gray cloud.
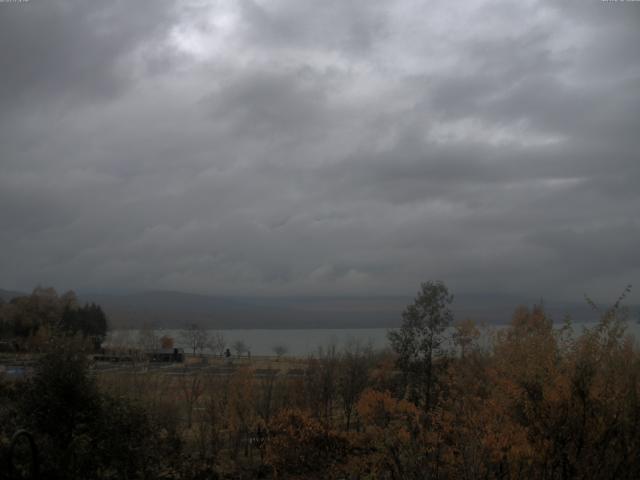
[0,0,639,302]
[0,0,175,111]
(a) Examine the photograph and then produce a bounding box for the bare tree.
[305,344,339,427]
[339,339,373,430]
[178,368,204,428]
[196,373,230,460]
[272,344,288,360]
[104,329,134,353]
[181,323,210,356]
[232,339,248,357]
[256,369,278,423]
[138,322,159,352]
[209,330,227,356]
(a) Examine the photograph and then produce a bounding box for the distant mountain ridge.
[2,288,636,329]
[78,291,411,329]
[77,290,620,329]
[0,288,25,301]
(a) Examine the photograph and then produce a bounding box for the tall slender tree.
[388,281,454,410]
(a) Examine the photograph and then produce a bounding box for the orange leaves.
[356,388,418,429]
[160,335,174,349]
[264,408,349,479]
[96,302,640,478]
[227,367,257,435]
[351,389,442,479]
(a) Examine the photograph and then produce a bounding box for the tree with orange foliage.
[304,345,339,428]
[265,408,348,479]
[348,388,436,479]
[478,299,640,479]
[160,335,174,349]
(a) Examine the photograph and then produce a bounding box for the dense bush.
[3,348,181,479]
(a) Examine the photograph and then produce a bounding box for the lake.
[108,321,640,357]
[108,328,392,356]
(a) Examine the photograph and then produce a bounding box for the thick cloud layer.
[1,0,639,301]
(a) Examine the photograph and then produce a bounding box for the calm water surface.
[109,321,640,357]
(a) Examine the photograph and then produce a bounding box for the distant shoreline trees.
[0,286,108,350]
[272,344,288,360]
[232,339,249,357]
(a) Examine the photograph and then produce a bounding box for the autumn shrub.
[264,408,349,479]
[345,389,432,479]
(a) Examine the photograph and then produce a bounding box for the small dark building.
[148,348,184,363]
[93,353,134,363]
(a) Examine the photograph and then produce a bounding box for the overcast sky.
[1,0,639,301]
